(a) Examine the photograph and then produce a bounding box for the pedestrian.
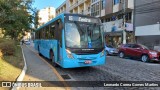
[22,39,24,45]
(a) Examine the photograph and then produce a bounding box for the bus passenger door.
[56,19,63,64]
[59,20,63,63]
[58,41,63,63]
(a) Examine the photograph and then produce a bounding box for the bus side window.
[43,28,46,39]
[58,20,63,30]
[57,19,63,47]
[48,25,51,39]
[41,29,43,39]
[46,26,50,39]
[35,31,37,39]
[50,23,55,39]
[39,30,41,39]
[36,31,38,39]
[38,31,40,39]
[40,29,43,39]
[40,28,45,39]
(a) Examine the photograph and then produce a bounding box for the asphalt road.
[24,44,160,90]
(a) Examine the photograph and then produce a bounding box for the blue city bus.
[34,13,106,68]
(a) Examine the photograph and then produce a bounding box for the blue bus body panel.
[60,49,106,68]
[34,13,65,63]
[34,13,106,68]
[34,40,58,61]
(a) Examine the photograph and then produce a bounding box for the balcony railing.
[78,9,90,15]
[69,0,85,10]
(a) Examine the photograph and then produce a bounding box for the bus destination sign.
[68,16,99,23]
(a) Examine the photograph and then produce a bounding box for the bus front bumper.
[61,56,106,68]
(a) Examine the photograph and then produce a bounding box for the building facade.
[135,0,160,49]
[37,7,56,28]
[98,0,134,47]
[56,0,134,47]
[56,1,67,15]
[56,0,91,16]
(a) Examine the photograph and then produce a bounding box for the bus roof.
[35,13,100,31]
[36,13,65,31]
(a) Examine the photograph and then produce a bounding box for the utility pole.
[123,0,126,44]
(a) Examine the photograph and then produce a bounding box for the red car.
[118,44,160,62]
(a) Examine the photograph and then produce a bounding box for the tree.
[0,0,34,40]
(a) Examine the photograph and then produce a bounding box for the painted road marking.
[26,45,70,90]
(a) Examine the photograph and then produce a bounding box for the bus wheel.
[38,46,42,56]
[50,51,58,67]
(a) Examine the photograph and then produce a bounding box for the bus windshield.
[65,21,103,49]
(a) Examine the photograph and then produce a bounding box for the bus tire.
[38,46,42,56]
[50,50,58,67]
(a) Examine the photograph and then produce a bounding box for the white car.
[105,45,118,55]
[24,40,30,45]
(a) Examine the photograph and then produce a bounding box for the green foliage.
[0,39,16,56]
[0,0,35,40]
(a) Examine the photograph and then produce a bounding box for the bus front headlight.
[101,49,105,57]
[66,49,74,59]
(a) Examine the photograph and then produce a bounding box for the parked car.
[105,45,118,55]
[118,44,160,62]
[24,40,30,45]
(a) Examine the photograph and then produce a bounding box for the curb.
[12,45,27,90]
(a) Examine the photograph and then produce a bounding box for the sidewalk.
[19,42,67,90]
[28,41,36,52]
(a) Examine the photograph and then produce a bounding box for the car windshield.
[139,44,149,50]
[65,22,104,49]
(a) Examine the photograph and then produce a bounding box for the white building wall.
[135,24,160,36]
[101,9,105,17]
[113,4,119,13]
[38,9,48,24]
[38,7,55,27]
[103,19,123,32]
[136,24,160,49]
[128,0,134,9]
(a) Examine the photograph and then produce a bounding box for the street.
[55,56,160,90]
[56,56,160,81]
[21,44,160,90]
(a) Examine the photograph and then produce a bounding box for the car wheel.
[119,52,125,58]
[141,55,149,62]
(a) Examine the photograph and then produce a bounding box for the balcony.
[69,0,85,10]
[83,9,90,15]
[78,0,85,6]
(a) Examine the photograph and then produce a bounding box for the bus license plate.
[84,60,92,64]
